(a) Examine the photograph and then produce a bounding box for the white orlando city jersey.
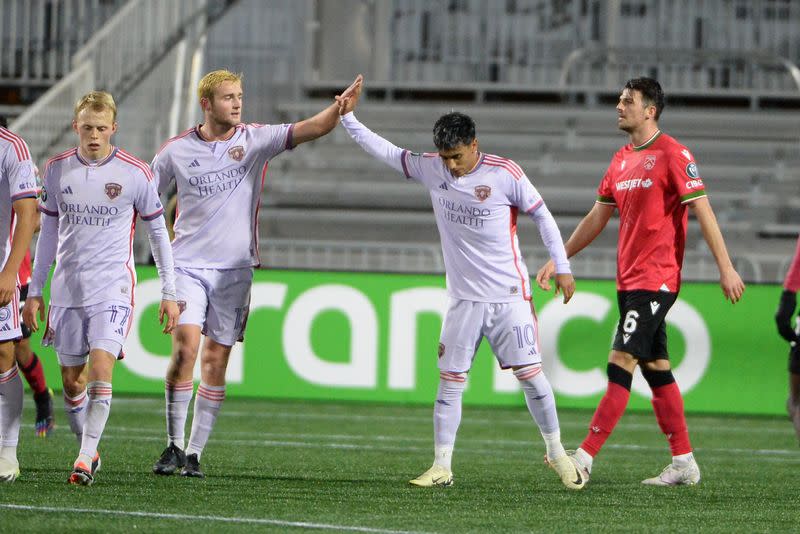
[0,127,38,267]
[38,147,164,307]
[402,152,543,302]
[152,122,293,268]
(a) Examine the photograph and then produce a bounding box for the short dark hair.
[624,77,665,120]
[433,112,475,150]
[0,115,7,128]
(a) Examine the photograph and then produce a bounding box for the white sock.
[79,381,112,459]
[433,372,466,471]
[514,365,565,458]
[0,445,16,462]
[0,365,23,451]
[673,451,694,466]
[64,389,89,446]
[575,447,594,473]
[185,382,225,459]
[165,380,194,450]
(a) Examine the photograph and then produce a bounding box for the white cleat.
[409,465,453,487]
[545,452,588,490]
[642,459,701,486]
[0,457,20,483]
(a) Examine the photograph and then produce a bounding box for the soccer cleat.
[152,443,186,475]
[68,461,94,486]
[180,453,205,478]
[91,453,102,475]
[0,457,20,483]
[641,459,701,486]
[544,453,587,490]
[409,465,453,487]
[34,387,55,437]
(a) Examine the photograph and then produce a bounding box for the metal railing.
[10,0,211,164]
[0,0,124,86]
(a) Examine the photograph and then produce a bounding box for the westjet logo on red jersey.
[615,177,653,191]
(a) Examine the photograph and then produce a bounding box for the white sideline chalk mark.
[95,432,800,460]
[0,504,430,534]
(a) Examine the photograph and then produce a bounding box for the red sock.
[20,353,48,396]
[581,382,631,457]
[651,382,692,455]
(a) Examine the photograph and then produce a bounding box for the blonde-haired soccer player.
[23,91,180,485]
[151,71,362,478]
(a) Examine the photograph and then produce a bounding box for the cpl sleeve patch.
[685,162,699,178]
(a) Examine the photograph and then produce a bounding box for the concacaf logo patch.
[228,146,245,161]
[685,162,699,179]
[474,185,491,202]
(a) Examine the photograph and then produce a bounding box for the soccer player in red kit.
[537,77,745,486]
[774,235,800,445]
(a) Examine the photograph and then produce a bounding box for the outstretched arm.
[291,75,363,147]
[689,196,744,303]
[536,202,614,289]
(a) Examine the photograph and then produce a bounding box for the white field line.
[99,428,800,459]
[0,504,430,534]
[104,401,793,434]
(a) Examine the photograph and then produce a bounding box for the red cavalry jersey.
[597,131,706,292]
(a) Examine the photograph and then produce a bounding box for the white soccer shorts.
[175,266,253,346]
[438,298,541,373]
[0,287,21,343]
[43,300,132,366]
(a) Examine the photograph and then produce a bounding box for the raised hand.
[336,74,363,116]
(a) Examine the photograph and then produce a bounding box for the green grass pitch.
[1,395,798,533]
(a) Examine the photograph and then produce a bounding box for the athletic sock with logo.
[514,364,565,459]
[165,380,194,450]
[80,381,112,460]
[185,382,225,459]
[581,363,632,457]
[64,389,88,445]
[433,372,466,471]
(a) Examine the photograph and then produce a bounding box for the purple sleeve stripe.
[140,208,164,221]
[525,199,544,214]
[11,191,37,201]
[39,205,58,216]
[401,150,411,179]
[285,124,295,150]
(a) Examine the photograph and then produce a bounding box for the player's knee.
[438,371,466,396]
[607,362,633,390]
[640,366,675,389]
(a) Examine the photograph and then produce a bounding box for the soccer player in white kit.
[335,81,586,490]
[151,70,363,478]
[22,91,180,486]
[0,125,38,483]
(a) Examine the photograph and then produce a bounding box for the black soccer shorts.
[790,344,800,375]
[611,290,678,361]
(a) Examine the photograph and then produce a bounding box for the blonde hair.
[198,69,243,103]
[74,91,117,121]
